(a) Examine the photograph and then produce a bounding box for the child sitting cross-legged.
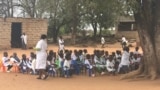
[19,54,30,74]
[2,52,13,72]
[84,54,95,77]
[106,55,116,75]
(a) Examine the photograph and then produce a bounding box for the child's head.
[112,52,115,56]
[59,36,63,39]
[78,50,83,55]
[123,47,129,52]
[93,50,97,55]
[65,49,69,54]
[105,51,109,56]
[59,50,63,54]
[109,55,113,61]
[100,50,104,56]
[3,52,8,57]
[69,50,72,55]
[59,52,64,59]
[86,54,91,60]
[83,49,87,54]
[30,52,35,58]
[135,47,139,51]
[65,53,71,61]
[22,54,27,60]
[49,50,54,56]
[13,52,17,57]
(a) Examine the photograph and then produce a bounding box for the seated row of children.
[46,46,142,77]
[1,46,142,78]
[1,52,36,74]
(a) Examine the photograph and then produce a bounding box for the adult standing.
[101,37,105,48]
[35,34,48,80]
[58,36,65,52]
[21,33,27,49]
[118,47,130,74]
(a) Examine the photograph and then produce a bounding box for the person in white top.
[84,54,95,77]
[21,33,27,49]
[2,52,13,72]
[101,37,105,48]
[63,54,71,78]
[35,34,48,80]
[106,55,115,75]
[58,36,64,52]
[121,35,128,48]
[133,47,140,55]
[118,47,130,74]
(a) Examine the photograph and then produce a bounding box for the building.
[115,16,140,43]
[0,17,48,49]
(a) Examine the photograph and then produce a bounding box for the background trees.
[0,0,120,44]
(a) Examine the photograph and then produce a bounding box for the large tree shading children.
[121,0,160,80]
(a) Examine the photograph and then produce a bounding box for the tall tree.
[121,0,160,80]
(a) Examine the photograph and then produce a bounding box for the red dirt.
[0,43,160,90]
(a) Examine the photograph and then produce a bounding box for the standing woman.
[58,36,65,52]
[35,34,48,79]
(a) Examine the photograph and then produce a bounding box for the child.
[106,55,115,75]
[94,50,105,75]
[2,52,13,72]
[58,36,65,52]
[134,47,140,55]
[63,54,71,78]
[101,37,105,48]
[47,50,56,76]
[57,51,64,77]
[71,49,80,75]
[20,54,29,74]
[115,50,121,71]
[31,54,36,75]
[121,35,128,48]
[84,54,95,77]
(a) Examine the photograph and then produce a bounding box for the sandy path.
[1,43,159,90]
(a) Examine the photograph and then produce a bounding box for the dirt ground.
[0,43,160,90]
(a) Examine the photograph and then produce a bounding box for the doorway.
[11,22,22,48]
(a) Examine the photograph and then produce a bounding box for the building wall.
[116,31,139,40]
[0,18,48,49]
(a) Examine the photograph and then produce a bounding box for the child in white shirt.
[63,54,71,78]
[2,52,13,72]
[106,55,115,75]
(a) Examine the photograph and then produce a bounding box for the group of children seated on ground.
[1,46,142,78]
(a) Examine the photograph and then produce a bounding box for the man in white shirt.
[21,33,27,49]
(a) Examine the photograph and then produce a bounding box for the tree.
[121,0,160,80]
[47,0,70,43]
[84,0,120,39]
[18,0,37,18]
[0,0,15,17]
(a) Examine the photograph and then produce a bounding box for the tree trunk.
[121,0,160,80]
[52,27,59,43]
[91,22,97,40]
